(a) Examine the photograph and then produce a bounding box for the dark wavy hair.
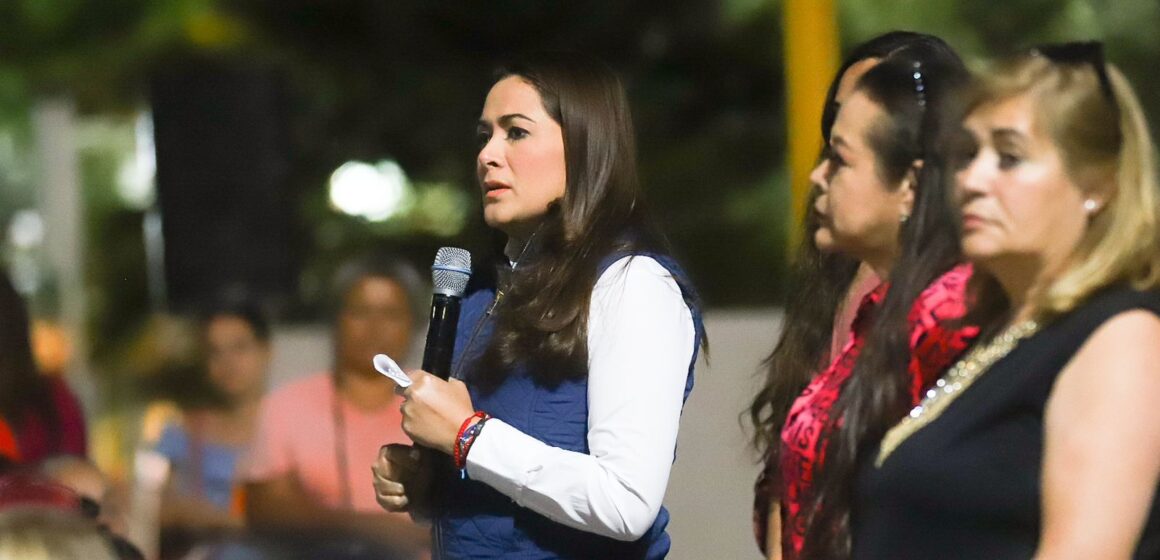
[746,31,968,559]
[200,299,271,344]
[0,271,60,440]
[748,30,961,460]
[800,53,971,558]
[474,53,698,390]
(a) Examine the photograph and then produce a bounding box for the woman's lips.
[484,186,511,199]
[960,213,987,230]
[482,180,512,199]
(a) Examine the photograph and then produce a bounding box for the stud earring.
[1083,199,1099,214]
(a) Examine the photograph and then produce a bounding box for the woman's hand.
[400,370,475,455]
[371,443,424,512]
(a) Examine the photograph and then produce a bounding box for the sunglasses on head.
[911,61,927,109]
[1030,41,1116,105]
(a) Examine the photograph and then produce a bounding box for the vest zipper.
[436,289,501,558]
[449,289,502,380]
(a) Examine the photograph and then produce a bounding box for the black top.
[853,288,1160,560]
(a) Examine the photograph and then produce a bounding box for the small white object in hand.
[373,354,412,388]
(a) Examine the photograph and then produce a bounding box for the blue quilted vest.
[434,252,704,560]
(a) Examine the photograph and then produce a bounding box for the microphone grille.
[432,247,472,296]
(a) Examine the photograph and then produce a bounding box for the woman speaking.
[372,53,705,559]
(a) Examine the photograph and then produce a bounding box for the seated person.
[0,272,86,463]
[240,256,429,559]
[152,302,272,537]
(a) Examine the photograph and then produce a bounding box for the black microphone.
[412,248,472,525]
[423,247,472,380]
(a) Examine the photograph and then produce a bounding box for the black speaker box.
[151,59,296,313]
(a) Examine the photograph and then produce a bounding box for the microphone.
[423,247,472,379]
[412,248,471,526]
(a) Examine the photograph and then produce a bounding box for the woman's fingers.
[385,443,421,472]
[398,371,477,453]
[401,369,431,396]
[375,444,418,478]
[372,444,414,512]
[372,475,406,495]
[374,482,409,512]
[372,470,408,511]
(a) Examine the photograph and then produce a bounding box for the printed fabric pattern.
[752,263,976,558]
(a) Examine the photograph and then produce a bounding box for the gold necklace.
[875,319,1041,467]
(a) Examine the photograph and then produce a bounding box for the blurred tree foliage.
[221,0,789,312]
[2,0,788,318]
[841,0,1160,137]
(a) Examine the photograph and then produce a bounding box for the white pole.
[31,97,98,425]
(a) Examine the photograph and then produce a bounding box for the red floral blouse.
[753,263,976,558]
[12,377,87,463]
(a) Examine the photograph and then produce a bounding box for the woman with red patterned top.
[748,33,975,559]
[0,271,87,464]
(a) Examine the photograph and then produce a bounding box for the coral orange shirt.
[240,372,411,512]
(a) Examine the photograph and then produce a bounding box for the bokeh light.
[327,159,412,222]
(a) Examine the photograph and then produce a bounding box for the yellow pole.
[782,0,839,250]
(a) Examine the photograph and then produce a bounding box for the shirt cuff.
[464,418,548,506]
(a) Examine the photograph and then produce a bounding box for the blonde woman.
[853,42,1160,559]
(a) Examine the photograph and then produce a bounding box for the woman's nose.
[809,159,829,191]
[477,135,502,168]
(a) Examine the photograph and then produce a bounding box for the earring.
[900,213,910,225]
[1083,199,1099,215]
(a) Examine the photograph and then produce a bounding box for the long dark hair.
[800,54,970,558]
[0,271,59,439]
[475,53,691,389]
[748,31,960,459]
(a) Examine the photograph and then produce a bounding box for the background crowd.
[2,2,1160,559]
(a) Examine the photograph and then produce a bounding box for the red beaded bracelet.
[456,421,487,475]
[453,411,488,469]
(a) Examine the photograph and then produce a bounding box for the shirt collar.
[850,281,890,335]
